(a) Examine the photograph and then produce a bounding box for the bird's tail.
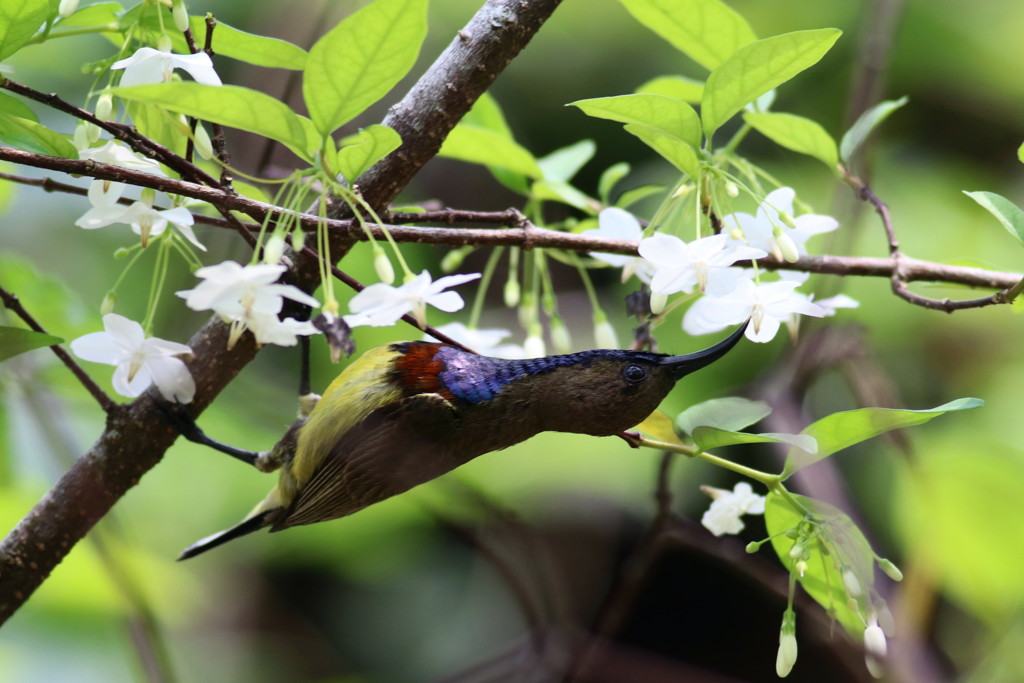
[178,511,274,560]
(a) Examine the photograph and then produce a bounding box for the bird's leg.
[155,399,263,467]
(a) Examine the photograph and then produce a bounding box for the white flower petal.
[147,356,195,402]
[70,331,126,364]
[424,290,465,313]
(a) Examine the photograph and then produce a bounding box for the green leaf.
[784,398,984,476]
[56,2,120,29]
[0,114,77,157]
[0,92,37,121]
[636,409,685,445]
[617,183,664,208]
[839,96,908,162]
[0,326,62,361]
[1018,140,1024,165]
[438,125,543,179]
[743,111,838,168]
[303,0,427,136]
[335,124,401,183]
[187,17,307,70]
[677,396,772,435]
[765,492,871,635]
[636,75,704,104]
[462,92,514,138]
[571,94,702,150]
[692,426,816,453]
[701,29,842,137]
[0,0,49,61]
[113,82,317,162]
[598,162,631,204]
[618,0,756,70]
[963,191,1024,246]
[624,124,699,176]
[538,140,595,183]
[457,93,530,194]
[531,179,595,212]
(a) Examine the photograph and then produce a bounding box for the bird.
[175,322,748,559]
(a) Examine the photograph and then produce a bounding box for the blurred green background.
[2,0,1024,681]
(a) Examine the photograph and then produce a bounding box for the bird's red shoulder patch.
[392,342,454,398]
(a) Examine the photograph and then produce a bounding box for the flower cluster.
[177,261,320,349]
[591,188,856,343]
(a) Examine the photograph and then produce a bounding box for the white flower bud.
[291,228,305,253]
[524,326,545,358]
[95,93,113,121]
[504,277,520,308]
[100,291,116,315]
[193,122,213,160]
[594,317,618,349]
[172,1,190,33]
[649,291,668,315]
[795,560,808,577]
[776,231,800,263]
[86,121,101,144]
[372,246,395,284]
[877,558,903,582]
[776,613,798,678]
[863,616,887,679]
[58,0,79,17]
[842,568,863,598]
[725,181,739,198]
[441,247,467,273]
[157,35,173,53]
[73,122,91,150]
[263,235,286,265]
[140,188,156,207]
[550,317,571,353]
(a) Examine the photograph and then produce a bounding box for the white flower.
[70,313,195,402]
[177,261,320,348]
[863,614,887,678]
[640,232,766,296]
[427,322,526,359]
[78,141,166,205]
[112,47,222,87]
[700,481,766,536]
[248,313,319,347]
[723,187,838,261]
[76,199,203,250]
[684,279,826,343]
[344,270,481,329]
[79,140,166,174]
[583,208,653,282]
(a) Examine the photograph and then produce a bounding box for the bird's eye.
[622,364,647,384]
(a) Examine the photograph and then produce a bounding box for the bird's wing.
[276,393,459,529]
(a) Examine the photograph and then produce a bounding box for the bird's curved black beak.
[660,320,749,380]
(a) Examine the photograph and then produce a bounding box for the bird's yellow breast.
[288,345,405,487]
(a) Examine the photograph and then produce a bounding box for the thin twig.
[0,78,221,188]
[2,159,1021,304]
[0,285,116,413]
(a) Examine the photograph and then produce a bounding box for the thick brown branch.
[346,0,565,214]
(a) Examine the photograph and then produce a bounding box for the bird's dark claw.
[154,398,261,467]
